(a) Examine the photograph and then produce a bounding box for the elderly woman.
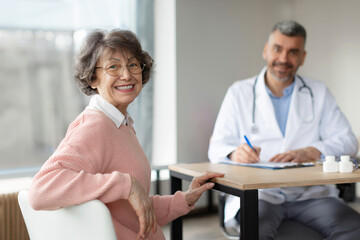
[28,29,223,240]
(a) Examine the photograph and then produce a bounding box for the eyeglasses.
[95,60,145,76]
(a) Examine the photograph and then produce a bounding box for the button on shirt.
[265,82,295,136]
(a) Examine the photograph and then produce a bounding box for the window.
[0,0,154,177]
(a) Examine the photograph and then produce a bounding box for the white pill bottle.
[323,155,338,173]
[339,155,353,173]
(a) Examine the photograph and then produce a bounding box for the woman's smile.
[115,84,135,92]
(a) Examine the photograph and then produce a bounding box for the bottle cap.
[340,155,350,162]
[325,155,335,161]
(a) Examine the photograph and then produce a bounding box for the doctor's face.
[263,30,307,83]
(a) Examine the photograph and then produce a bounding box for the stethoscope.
[251,74,315,133]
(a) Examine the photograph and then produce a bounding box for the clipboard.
[221,161,315,170]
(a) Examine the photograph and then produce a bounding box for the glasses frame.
[95,62,145,76]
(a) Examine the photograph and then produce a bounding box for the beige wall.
[294,0,360,136]
[174,0,360,164]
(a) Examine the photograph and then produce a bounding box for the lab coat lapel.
[256,71,283,138]
[284,77,311,147]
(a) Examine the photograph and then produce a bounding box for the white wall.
[174,0,360,164]
[153,0,177,165]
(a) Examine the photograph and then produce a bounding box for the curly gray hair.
[74,29,154,95]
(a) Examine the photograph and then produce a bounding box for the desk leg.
[240,189,259,240]
[170,176,182,240]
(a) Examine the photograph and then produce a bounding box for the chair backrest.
[18,190,117,240]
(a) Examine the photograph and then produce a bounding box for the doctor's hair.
[271,20,306,42]
[74,29,154,96]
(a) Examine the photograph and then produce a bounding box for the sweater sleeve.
[150,191,194,226]
[28,114,132,210]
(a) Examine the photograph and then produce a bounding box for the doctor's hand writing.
[128,176,157,240]
[228,143,261,163]
[269,147,321,163]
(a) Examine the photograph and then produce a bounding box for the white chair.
[18,190,117,240]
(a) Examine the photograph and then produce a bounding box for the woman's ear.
[90,76,99,90]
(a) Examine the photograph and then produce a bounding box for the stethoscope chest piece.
[251,123,259,134]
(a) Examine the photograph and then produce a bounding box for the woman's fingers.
[145,201,156,237]
[194,171,224,183]
[189,172,223,191]
[186,171,224,206]
[142,198,156,238]
[136,208,148,239]
[129,176,157,239]
[196,182,215,195]
[186,182,215,206]
[137,215,146,239]
[152,208,158,233]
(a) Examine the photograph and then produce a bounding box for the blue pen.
[244,135,256,152]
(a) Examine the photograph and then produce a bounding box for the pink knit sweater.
[28,109,192,239]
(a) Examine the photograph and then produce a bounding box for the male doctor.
[208,20,360,239]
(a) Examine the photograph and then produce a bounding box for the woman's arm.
[28,144,132,210]
[28,116,132,210]
[151,172,224,226]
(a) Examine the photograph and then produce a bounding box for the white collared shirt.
[85,94,134,128]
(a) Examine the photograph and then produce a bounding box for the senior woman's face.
[92,50,143,114]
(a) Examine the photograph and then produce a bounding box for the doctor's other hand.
[185,171,224,207]
[228,143,261,163]
[269,147,321,163]
[128,176,157,240]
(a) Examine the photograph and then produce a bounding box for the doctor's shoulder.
[300,76,328,97]
[229,77,254,92]
[227,77,255,98]
[300,76,327,89]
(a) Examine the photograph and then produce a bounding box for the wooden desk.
[168,163,360,240]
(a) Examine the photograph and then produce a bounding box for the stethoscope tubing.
[251,74,314,133]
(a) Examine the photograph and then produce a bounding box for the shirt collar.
[264,75,295,98]
[85,94,133,128]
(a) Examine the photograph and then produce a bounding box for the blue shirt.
[265,82,295,136]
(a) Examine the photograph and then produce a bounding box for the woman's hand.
[269,146,321,163]
[128,176,157,239]
[185,171,224,207]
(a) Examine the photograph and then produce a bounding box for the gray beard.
[269,68,295,83]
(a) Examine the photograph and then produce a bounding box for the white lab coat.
[208,67,358,224]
